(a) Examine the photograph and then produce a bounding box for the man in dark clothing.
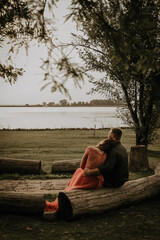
[83,128,129,188]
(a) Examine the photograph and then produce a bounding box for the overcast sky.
[0,1,105,105]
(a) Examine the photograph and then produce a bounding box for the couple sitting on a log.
[44,128,129,214]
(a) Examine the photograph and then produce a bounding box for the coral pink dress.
[44,147,106,212]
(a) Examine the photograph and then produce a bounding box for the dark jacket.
[98,142,128,188]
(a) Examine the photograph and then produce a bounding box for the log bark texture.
[129,145,149,172]
[0,179,69,194]
[0,192,45,215]
[0,157,42,174]
[57,165,160,220]
[51,159,81,173]
[0,179,69,215]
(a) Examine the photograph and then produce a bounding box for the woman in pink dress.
[44,138,114,213]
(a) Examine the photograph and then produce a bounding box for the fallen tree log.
[0,178,69,215]
[56,164,160,220]
[0,192,46,215]
[0,157,42,174]
[51,159,81,173]
[1,165,159,218]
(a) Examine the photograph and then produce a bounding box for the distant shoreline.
[0,127,130,131]
[0,104,124,107]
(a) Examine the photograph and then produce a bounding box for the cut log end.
[58,192,73,220]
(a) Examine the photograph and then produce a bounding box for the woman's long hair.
[96,138,115,153]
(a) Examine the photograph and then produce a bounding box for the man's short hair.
[111,128,122,141]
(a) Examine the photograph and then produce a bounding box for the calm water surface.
[0,107,127,129]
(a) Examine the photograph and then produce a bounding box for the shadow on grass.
[148,150,160,158]
[129,167,155,180]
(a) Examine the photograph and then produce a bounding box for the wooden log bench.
[0,165,159,220]
[0,192,45,215]
[0,157,42,175]
[45,164,160,221]
[51,159,81,173]
[0,179,68,215]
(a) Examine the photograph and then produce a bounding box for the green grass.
[0,198,160,240]
[0,129,160,240]
[0,128,159,178]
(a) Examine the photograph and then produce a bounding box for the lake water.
[0,107,127,129]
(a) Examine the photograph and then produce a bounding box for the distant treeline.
[0,99,124,107]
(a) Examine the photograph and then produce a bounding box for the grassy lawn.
[0,128,159,178]
[0,129,160,240]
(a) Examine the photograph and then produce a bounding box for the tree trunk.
[55,164,160,220]
[136,130,142,145]
[129,145,149,172]
[51,159,81,173]
[0,157,42,174]
[0,192,45,215]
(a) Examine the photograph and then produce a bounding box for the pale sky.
[0,1,105,105]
